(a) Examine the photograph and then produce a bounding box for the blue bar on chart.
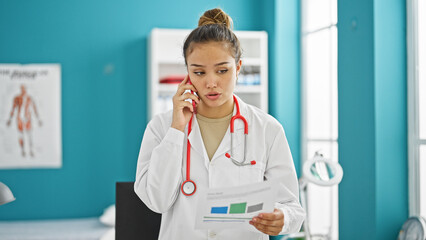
[211,206,228,214]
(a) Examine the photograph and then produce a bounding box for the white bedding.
[0,217,113,240]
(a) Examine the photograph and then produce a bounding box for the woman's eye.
[194,72,204,76]
[218,69,228,74]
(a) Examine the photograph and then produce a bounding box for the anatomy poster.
[0,64,62,168]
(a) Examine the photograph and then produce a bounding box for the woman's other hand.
[249,208,284,236]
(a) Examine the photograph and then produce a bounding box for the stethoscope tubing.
[230,95,251,166]
[182,91,196,196]
[182,95,255,196]
[186,116,193,182]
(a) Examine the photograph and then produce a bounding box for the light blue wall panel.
[263,0,301,175]
[374,0,408,238]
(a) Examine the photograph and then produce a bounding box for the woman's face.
[186,41,242,117]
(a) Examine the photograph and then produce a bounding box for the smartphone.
[185,76,197,113]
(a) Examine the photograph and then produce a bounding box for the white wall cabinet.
[147,28,268,120]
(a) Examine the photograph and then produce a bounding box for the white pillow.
[100,204,115,227]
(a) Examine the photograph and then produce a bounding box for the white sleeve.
[134,119,185,214]
[265,125,306,234]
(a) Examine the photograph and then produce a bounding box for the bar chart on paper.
[195,181,277,230]
[204,202,265,222]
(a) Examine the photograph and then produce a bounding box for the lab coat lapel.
[187,116,210,170]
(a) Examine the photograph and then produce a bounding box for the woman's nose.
[205,76,218,88]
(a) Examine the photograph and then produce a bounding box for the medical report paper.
[194,180,279,231]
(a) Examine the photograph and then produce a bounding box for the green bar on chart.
[229,202,247,214]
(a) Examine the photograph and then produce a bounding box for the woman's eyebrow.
[189,62,230,67]
[214,61,230,66]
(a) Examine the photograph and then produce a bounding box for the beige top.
[196,112,233,160]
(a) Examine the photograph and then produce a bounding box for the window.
[301,0,338,239]
[408,0,426,217]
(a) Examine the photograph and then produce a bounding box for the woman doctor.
[134,8,305,240]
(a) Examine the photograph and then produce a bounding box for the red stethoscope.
[181,95,257,196]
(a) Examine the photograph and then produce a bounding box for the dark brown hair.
[183,8,242,64]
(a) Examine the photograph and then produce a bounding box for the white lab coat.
[134,96,305,240]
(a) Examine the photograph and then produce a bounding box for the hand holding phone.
[171,75,199,132]
[185,77,197,114]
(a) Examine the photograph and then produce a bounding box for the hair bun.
[198,8,233,29]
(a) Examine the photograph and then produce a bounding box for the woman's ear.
[236,59,242,76]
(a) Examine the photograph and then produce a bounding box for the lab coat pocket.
[238,161,264,185]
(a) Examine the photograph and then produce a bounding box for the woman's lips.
[205,92,221,100]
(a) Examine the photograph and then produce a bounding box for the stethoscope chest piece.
[181,180,196,196]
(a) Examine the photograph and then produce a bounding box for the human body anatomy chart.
[0,64,62,169]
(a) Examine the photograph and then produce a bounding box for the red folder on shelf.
[159,75,186,84]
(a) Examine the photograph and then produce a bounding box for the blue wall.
[0,0,302,220]
[338,0,377,236]
[338,0,408,239]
